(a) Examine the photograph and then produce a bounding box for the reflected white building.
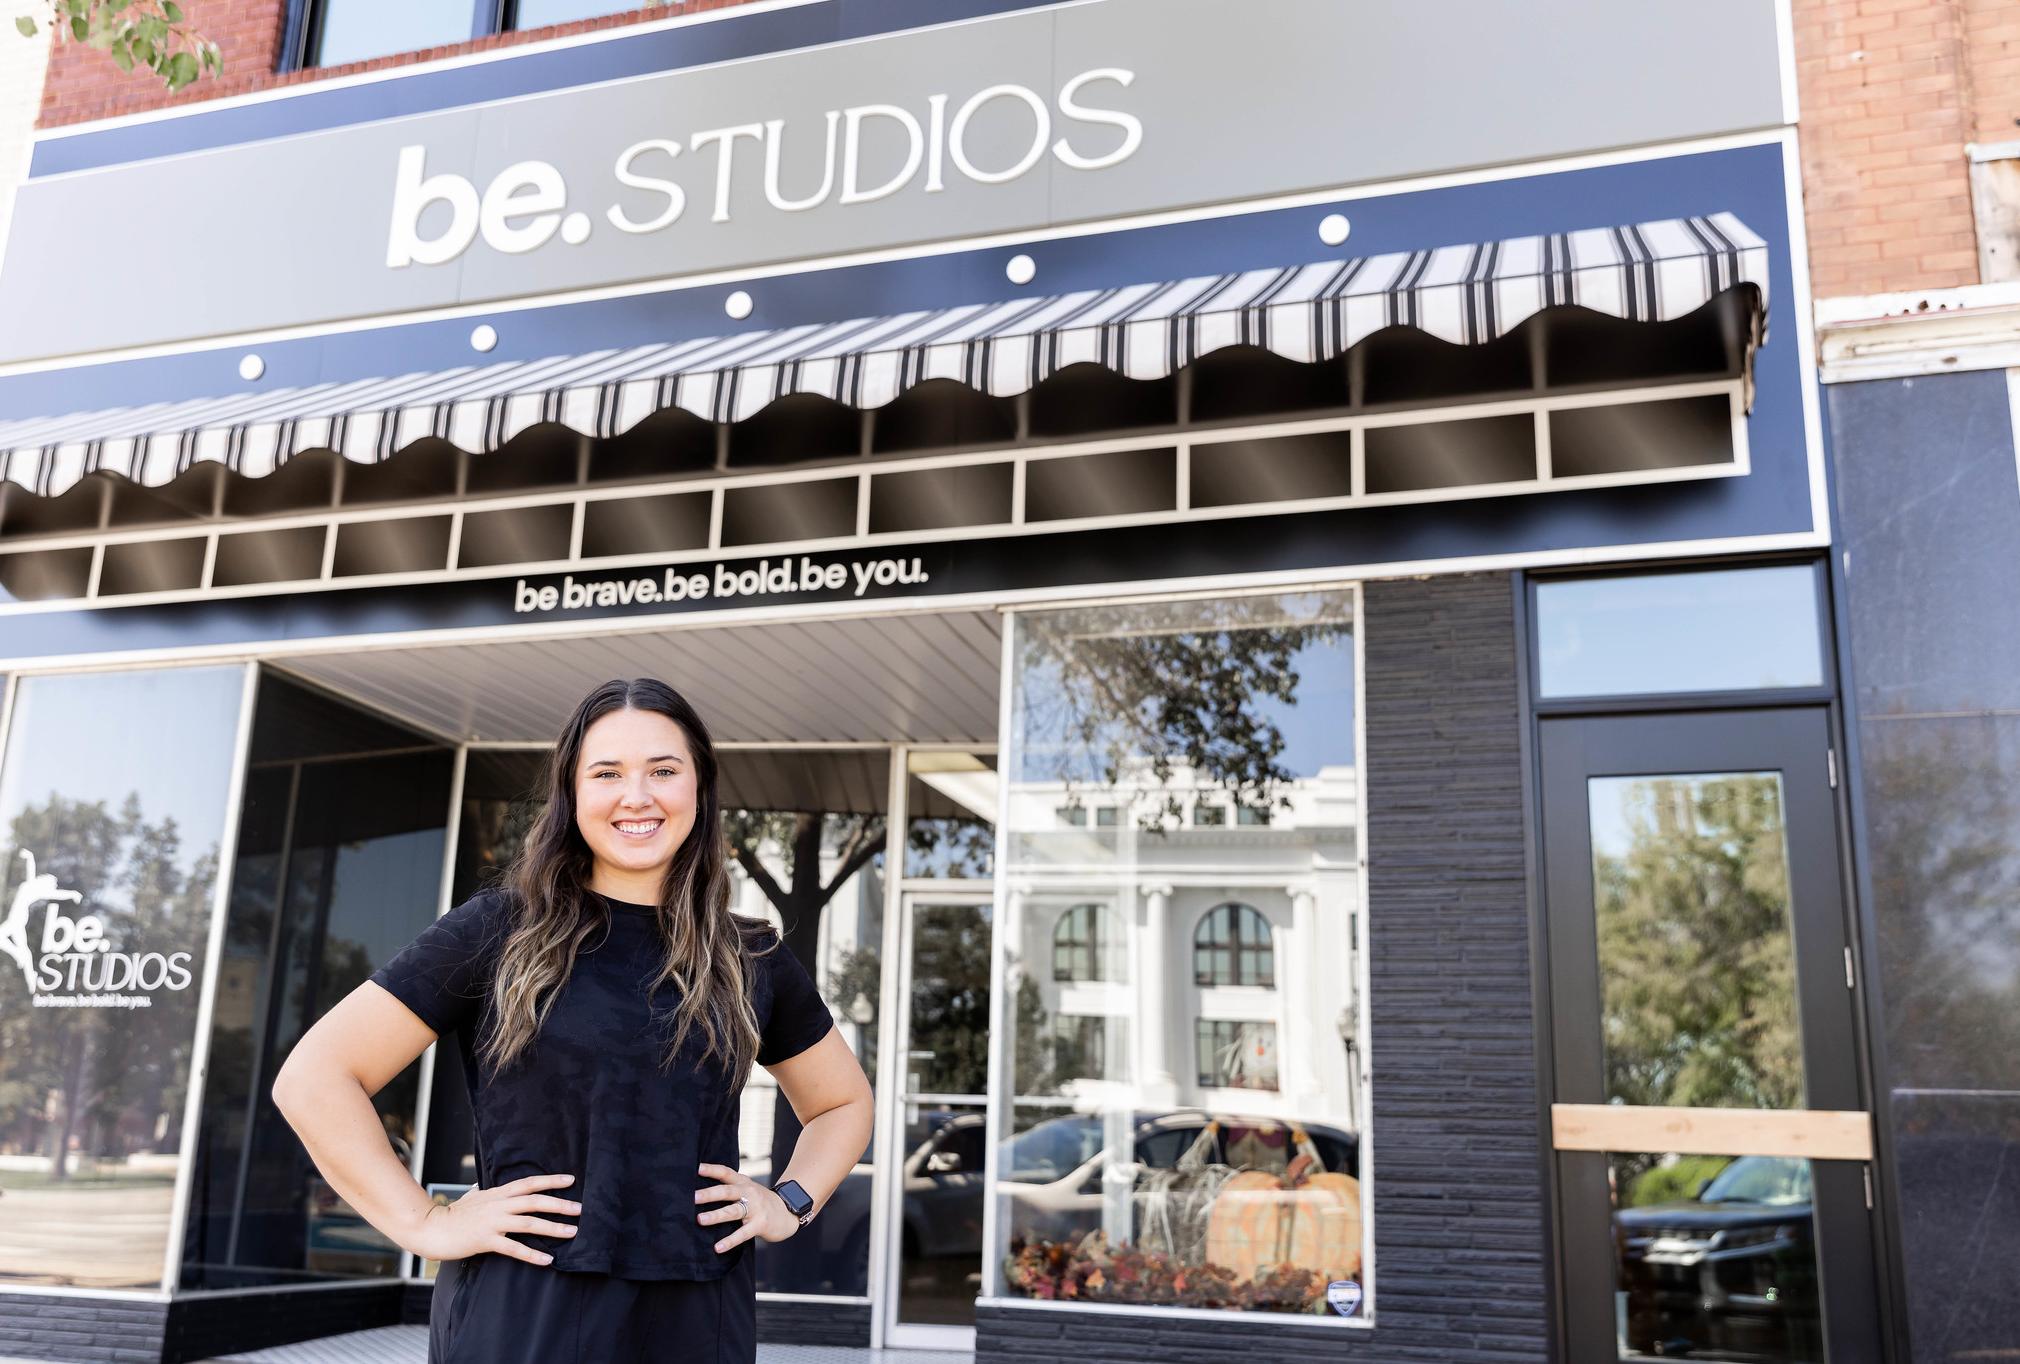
[1005,758,1362,1133]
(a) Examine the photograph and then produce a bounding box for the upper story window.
[1193,902,1274,988]
[304,0,647,70]
[1052,903,1119,983]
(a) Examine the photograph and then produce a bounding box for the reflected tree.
[1863,716,2020,1090]
[1594,776,1803,1121]
[1019,596,1349,827]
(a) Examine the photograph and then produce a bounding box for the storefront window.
[0,664,250,1290]
[724,795,886,1298]
[310,0,479,69]
[181,674,452,1290]
[995,591,1366,1318]
[1536,565,1824,698]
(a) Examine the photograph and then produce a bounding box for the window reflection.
[1612,1151,1824,1361]
[997,591,1365,1317]
[0,665,248,1290]
[723,792,886,1298]
[182,674,451,1289]
[1590,773,1804,1111]
[1537,566,1823,699]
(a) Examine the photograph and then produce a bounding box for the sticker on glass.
[1326,1279,1363,1317]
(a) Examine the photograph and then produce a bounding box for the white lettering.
[479,161,566,255]
[840,104,924,205]
[689,123,766,223]
[1053,68,1143,171]
[608,139,686,234]
[924,93,949,193]
[763,111,841,213]
[387,145,479,268]
[949,83,1050,185]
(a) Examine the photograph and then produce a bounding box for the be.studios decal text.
[513,554,931,615]
[1,852,193,1009]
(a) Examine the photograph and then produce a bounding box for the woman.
[273,678,875,1363]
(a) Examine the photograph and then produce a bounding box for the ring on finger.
[735,1195,748,1219]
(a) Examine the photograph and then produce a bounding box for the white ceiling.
[277,607,1003,745]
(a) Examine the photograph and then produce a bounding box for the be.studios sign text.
[0,0,1786,362]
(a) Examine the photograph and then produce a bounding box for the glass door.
[1541,708,1883,1363]
[881,890,992,1348]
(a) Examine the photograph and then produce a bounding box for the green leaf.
[164,49,197,88]
[69,15,87,40]
[109,37,133,71]
[136,14,165,42]
[162,0,182,20]
[13,16,35,37]
[133,34,154,66]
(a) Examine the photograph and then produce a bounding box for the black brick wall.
[0,1293,167,1363]
[978,572,1550,1363]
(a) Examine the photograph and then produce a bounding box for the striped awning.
[0,213,1766,499]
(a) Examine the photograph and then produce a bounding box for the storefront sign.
[511,554,933,615]
[0,0,1787,362]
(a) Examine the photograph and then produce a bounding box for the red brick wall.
[38,0,760,128]
[1794,0,2020,298]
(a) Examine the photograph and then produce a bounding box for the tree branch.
[731,844,788,913]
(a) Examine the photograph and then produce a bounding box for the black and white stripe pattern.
[0,213,1767,498]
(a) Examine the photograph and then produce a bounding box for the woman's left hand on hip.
[696,1163,798,1252]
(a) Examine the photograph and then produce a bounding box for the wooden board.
[1550,1103,1873,1161]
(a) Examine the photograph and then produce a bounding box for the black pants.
[430,1249,756,1363]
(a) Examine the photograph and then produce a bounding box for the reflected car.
[746,1107,985,1297]
[749,1107,1358,1296]
[997,1109,1360,1246]
[1614,1155,1822,1359]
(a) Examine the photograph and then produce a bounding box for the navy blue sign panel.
[0,140,1814,664]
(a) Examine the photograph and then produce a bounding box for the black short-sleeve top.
[367,887,835,1279]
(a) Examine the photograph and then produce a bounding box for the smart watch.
[772,1178,816,1228]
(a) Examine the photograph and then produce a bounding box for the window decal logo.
[0,850,194,1007]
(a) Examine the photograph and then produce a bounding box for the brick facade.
[1794,0,2020,299]
[36,0,761,128]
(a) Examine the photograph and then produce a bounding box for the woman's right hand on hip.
[408,1173,581,1265]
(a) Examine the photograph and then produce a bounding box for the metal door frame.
[1539,704,1883,1362]
[874,883,994,1352]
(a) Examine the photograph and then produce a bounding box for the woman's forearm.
[273,1067,438,1254]
[776,1097,873,1216]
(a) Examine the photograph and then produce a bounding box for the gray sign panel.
[0,0,1785,363]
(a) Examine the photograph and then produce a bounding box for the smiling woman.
[269,677,874,1363]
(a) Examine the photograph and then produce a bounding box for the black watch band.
[773,1178,816,1227]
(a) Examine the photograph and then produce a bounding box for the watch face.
[776,1180,814,1217]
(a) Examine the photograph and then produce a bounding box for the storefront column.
[1137,883,1177,1104]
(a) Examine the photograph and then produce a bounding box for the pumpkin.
[1202,1171,1285,1281]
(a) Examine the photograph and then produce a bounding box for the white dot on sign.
[724,290,754,320]
[561,212,591,246]
[238,353,265,382]
[470,324,498,353]
[1319,214,1352,247]
[1006,253,1036,285]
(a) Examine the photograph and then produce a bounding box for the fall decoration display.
[1003,1118,1364,1314]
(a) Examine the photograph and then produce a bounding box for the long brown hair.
[476,678,764,1079]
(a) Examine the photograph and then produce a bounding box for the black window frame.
[284,0,655,73]
[1194,1018,1279,1091]
[1051,902,1117,983]
[1192,901,1275,988]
